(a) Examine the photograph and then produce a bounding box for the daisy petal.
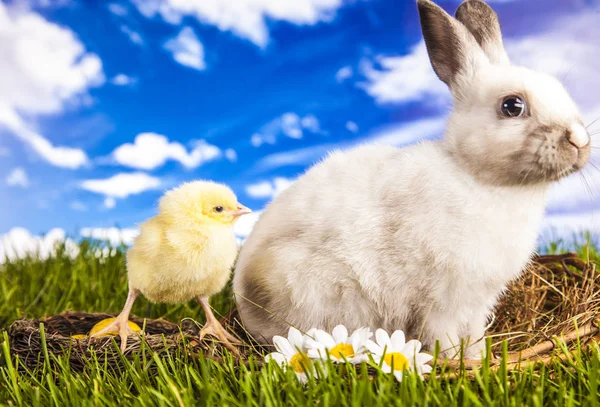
[349,354,369,364]
[265,352,286,366]
[351,336,363,354]
[365,339,382,355]
[351,328,372,352]
[305,328,317,337]
[304,337,324,351]
[288,327,304,350]
[360,327,373,341]
[416,353,434,365]
[375,329,391,349]
[307,349,323,359]
[314,329,336,349]
[303,329,317,346]
[404,339,422,354]
[393,371,403,382]
[332,325,348,343]
[390,330,406,350]
[296,372,308,384]
[273,335,296,357]
[420,364,433,375]
[403,349,417,366]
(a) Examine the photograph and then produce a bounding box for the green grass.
[1,239,599,406]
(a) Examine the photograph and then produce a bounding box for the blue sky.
[1,0,600,254]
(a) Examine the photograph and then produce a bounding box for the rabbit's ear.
[455,0,509,65]
[417,0,486,88]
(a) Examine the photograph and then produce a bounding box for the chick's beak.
[232,204,252,218]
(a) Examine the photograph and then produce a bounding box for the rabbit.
[233,0,591,359]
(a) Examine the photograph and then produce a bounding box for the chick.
[90,181,251,354]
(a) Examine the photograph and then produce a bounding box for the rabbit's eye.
[500,96,526,118]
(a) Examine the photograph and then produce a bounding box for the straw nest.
[6,253,600,374]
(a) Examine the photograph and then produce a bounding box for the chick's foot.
[89,315,140,352]
[199,319,241,355]
[198,296,241,356]
[89,287,141,352]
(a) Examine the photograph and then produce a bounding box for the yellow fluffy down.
[127,219,237,303]
[126,181,241,304]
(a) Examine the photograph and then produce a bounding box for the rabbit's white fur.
[233,0,590,358]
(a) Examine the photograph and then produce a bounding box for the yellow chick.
[90,181,251,353]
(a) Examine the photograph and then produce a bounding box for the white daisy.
[366,329,433,382]
[305,324,372,364]
[264,327,316,383]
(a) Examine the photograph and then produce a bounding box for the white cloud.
[254,142,339,172]
[281,113,303,139]
[234,210,262,240]
[252,112,323,146]
[22,0,72,9]
[0,227,78,263]
[111,73,136,86]
[132,0,343,48]
[346,121,359,133]
[250,134,262,147]
[108,3,127,16]
[80,172,161,199]
[104,197,116,209]
[541,210,600,243]
[69,200,87,211]
[225,148,237,162]
[8,123,89,168]
[335,65,353,83]
[121,25,143,45]
[245,182,272,198]
[254,115,447,172]
[111,132,222,170]
[368,116,446,147]
[0,4,102,169]
[546,172,600,213]
[80,227,139,246]
[300,114,321,134]
[164,26,206,71]
[359,42,447,105]
[0,3,103,169]
[5,167,29,188]
[246,177,295,199]
[251,133,270,147]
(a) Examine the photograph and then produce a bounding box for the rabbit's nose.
[566,124,589,149]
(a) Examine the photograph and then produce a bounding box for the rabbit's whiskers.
[585,117,600,130]
[586,161,600,178]
[579,171,595,203]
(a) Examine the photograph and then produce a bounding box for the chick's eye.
[214,206,224,213]
[500,96,527,118]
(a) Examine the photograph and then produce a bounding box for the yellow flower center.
[383,352,409,372]
[329,343,355,359]
[289,352,311,373]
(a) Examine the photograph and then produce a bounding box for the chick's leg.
[90,287,141,352]
[198,297,241,355]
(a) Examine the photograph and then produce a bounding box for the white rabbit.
[233,0,590,358]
